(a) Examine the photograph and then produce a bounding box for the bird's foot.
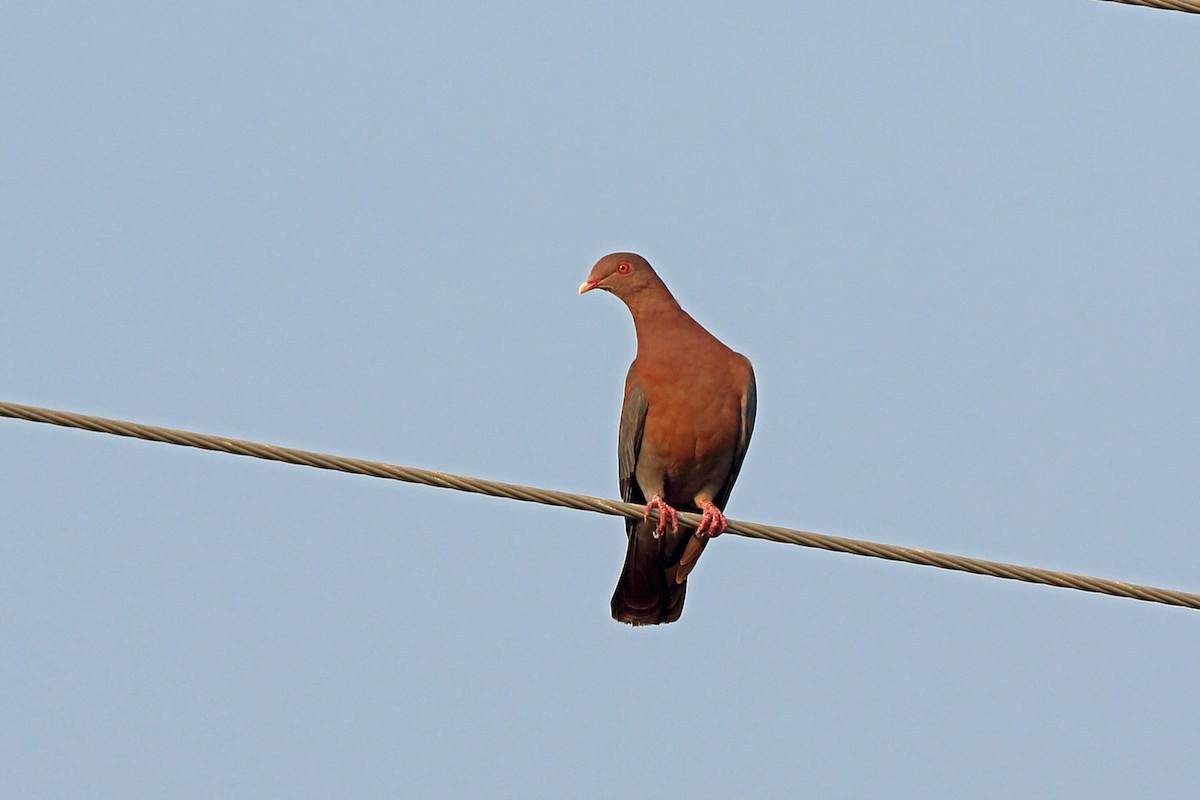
[695,501,728,538]
[643,495,679,538]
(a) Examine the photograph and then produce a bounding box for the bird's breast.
[635,367,743,505]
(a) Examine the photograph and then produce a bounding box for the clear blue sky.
[3,3,1198,797]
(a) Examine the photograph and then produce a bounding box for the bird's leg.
[643,494,679,538]
[695,500,728,538]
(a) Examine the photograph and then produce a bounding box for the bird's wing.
[713,359,756,511]
[618,364,649,523]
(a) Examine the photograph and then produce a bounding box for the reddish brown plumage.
[580,252,756,625]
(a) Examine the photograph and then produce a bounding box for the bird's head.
[577,252,662,300]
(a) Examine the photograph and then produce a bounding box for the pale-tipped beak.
[578,279,599,295]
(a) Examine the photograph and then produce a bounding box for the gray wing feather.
[713,363,756,511]
[618,366,649,508]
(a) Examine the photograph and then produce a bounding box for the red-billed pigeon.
[579,253,756,625]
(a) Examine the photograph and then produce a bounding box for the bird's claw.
[695,501,728,538]
[644,495,679,538]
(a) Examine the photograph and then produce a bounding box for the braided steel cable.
[1098,0,1200,13]
[3,400,1198,610]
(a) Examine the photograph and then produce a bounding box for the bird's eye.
[617,261,631,274]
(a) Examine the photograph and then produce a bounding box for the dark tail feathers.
[610,521,687,625]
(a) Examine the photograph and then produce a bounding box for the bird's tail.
[610,521,687,625]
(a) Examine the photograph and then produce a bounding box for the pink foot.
[644,495,679,538]
[695,501,728,538]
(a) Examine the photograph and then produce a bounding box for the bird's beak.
[578,279,598,295]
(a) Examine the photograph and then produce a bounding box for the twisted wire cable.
[1098,0,1200,13]
[3,400,1197,611]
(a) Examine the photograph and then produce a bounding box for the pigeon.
[579,252,756,625]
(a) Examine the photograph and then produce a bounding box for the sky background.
[3,3,1199,797]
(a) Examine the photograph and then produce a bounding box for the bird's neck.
[626,291,705,360]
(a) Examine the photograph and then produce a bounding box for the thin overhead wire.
[1098,0,1200,13]
[3,400,1198,611]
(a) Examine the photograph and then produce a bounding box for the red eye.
[617,261,631,274]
